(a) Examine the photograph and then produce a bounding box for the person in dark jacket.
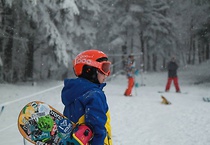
[165,57,181,92]
[61,50,112,145]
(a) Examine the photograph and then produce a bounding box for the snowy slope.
[0,61,210,145]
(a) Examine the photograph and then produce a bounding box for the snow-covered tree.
[167,0,210,65]
[0,0,79,82]
[0,0,209,83]
[23,0,79,80]
[69,0,101,51]
[95,0,176,71]
[196,0,210,63]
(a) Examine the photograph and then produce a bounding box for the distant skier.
[165,56,181,93]
[61,50,112,145]
[124,54,136,96]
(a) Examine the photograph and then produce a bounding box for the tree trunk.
[162,57,166,70]
[152,53,157,71]
[2,7,14,82]
[147,54,150,71]
[139,31,145,71]
[188,38,192,64]
[201,44,205,62]
[198,41,202,63]
[192,39,195,64]
[206,43,209,60]
[24,37,34,81]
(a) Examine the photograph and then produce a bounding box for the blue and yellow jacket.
[61,77,112,145]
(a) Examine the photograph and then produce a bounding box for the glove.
[134,69,139,76]
[72,124,93,145]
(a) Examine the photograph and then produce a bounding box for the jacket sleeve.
[82,90,108,145]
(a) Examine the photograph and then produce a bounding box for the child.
[124,54,136,96]
[61,50,112,145]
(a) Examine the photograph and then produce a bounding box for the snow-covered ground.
[0,61,210,145]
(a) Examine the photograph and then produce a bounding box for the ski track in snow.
[0,65,210,145]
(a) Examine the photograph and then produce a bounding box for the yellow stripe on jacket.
[77,111,112,145]
[104,111,112,145]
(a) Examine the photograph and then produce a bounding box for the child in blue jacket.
[61,50,112,145]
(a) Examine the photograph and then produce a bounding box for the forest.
[0,0,209,83]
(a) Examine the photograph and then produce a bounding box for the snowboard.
[161,96,171,105]
[18,101,93,145]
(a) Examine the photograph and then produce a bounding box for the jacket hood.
[61,77,106,106]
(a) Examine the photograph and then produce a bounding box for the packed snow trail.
[0,65,210,145]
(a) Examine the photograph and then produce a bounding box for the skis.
[158,91,188,94]
[0,105,4,116]
[203,97,210,102]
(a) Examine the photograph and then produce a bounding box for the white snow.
[0,61,210,145]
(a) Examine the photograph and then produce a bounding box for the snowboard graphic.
[17,101,93,145]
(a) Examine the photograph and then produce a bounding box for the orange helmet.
[73,50,111,76]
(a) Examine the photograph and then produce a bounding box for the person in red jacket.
[165,57,181,93]
[124,54,136,96]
